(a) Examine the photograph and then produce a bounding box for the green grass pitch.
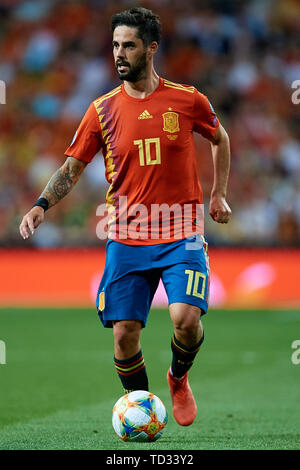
[0,306,299,450]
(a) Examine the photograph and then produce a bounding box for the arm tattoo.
[39,157,86,208]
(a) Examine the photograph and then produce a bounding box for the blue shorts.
[96,236,210,328]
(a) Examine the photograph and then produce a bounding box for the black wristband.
[32,197,49,212]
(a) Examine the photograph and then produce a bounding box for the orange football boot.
[167,368,197,426]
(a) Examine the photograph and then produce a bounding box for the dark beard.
[115,51,147,82]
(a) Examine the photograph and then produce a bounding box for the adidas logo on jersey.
[138,110,153,120]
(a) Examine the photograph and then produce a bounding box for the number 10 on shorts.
[185,269,206,299]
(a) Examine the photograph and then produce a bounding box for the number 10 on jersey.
[134,138,161,166]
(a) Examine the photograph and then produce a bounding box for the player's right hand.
[19,206,45,240]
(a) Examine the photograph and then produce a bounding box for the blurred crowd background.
[0,0,300,247]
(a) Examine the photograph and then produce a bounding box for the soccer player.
[20,7,231,426]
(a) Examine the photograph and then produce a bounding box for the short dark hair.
[111,7,162,47]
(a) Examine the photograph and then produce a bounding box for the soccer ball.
[112,390,168,442]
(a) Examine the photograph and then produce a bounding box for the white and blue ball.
[112,390,168,442]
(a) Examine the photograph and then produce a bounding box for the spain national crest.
[99,291,105,311]
[162,111,180,134]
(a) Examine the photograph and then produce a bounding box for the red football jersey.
[65,77,219,244]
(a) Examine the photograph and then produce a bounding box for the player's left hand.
[209,194,231,224]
